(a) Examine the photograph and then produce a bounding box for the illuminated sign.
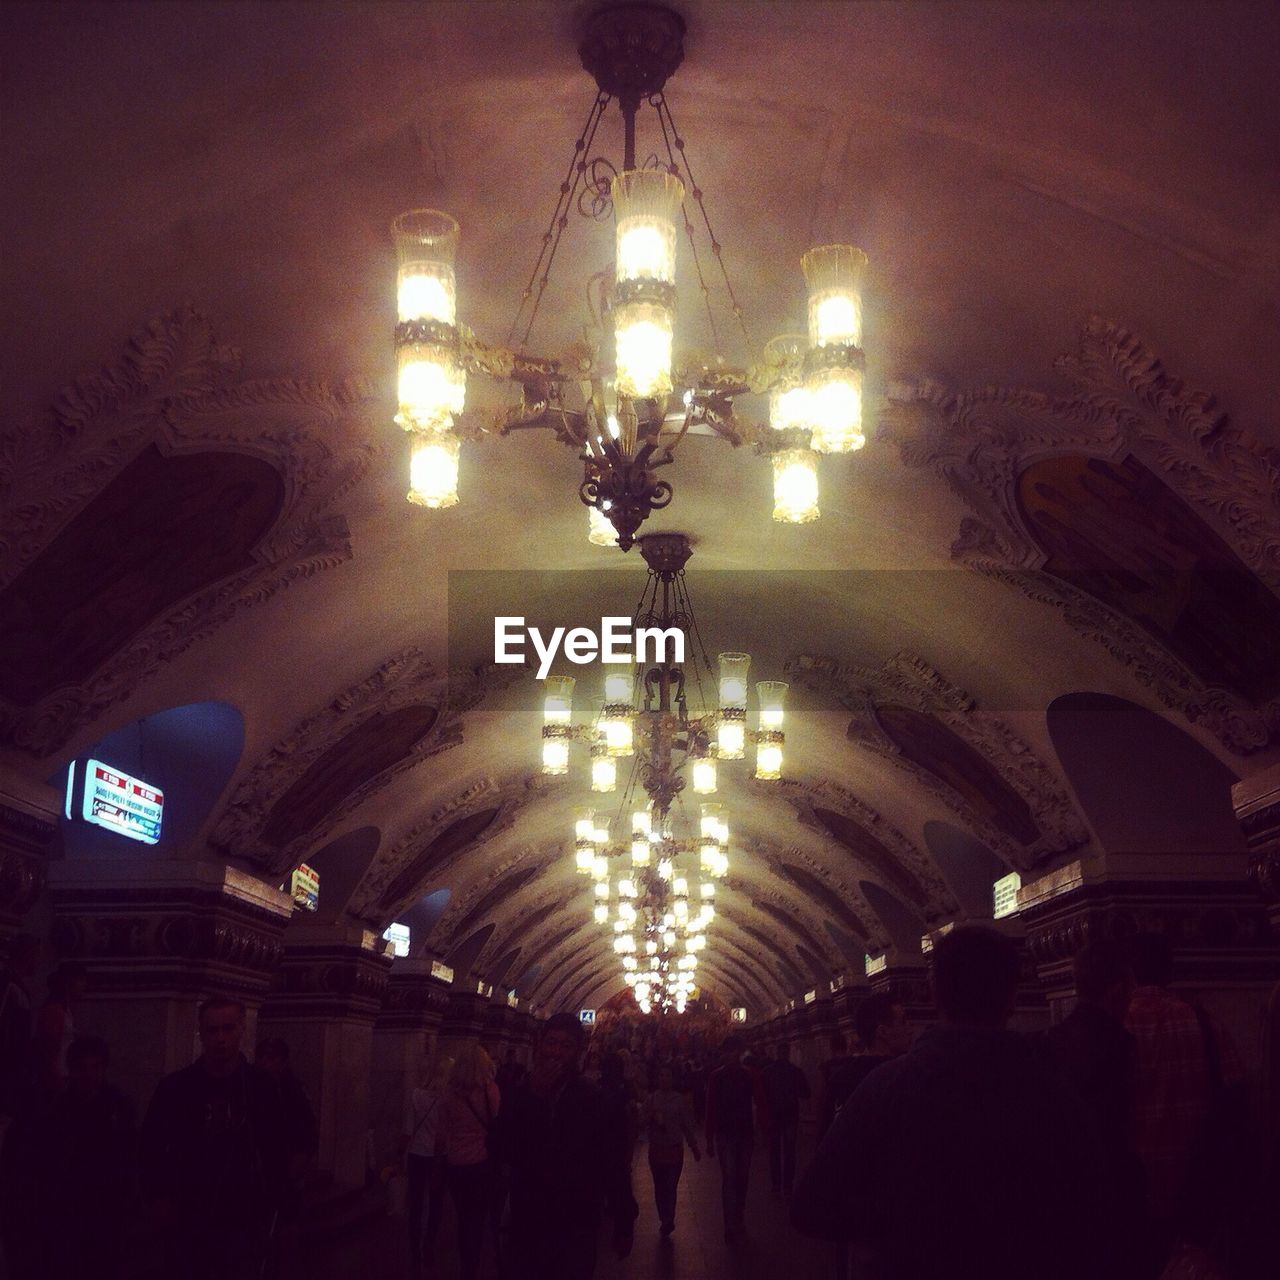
[70,759,164,844]
[382,922,411,958]
[579,1009,596,1025]
[507,990,519,1008]
[865,953,887,977]
[430,959,454,983]
[993,872,1023,920]
[731,1007,747,1023]
[290,864,319,912]
[803,989,817,1005]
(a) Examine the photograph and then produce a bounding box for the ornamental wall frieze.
[352,772,552,920]
[765,773,957,911]
[879,317,1280,754]
[720,869,841,968]
[0,308,380,757]
[433,842,555,950]
[787,653,1088,868]
[210,653,516,872]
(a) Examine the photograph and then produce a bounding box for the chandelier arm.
[507,91,612,350]
[656,94,750,344]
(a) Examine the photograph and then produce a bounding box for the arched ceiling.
[4,1,1279,1018]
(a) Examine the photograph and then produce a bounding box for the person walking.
[437,1043,499,1280]
[403,1052,452,1277]
[704,1034,764,1241]
[761,1043,809,1197]
[645,1062,700,1238]
[141,996,288,1280]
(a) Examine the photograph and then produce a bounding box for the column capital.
[264,920,393,1023]
[376,957,453,1032]
[48,858,292,1000]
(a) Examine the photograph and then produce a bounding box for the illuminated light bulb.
[658,858,673,881]
[617,220,675,282]
[624,971,638,985]
[619,902,637,924]
[614,305,674,400]
[399,356,467,435]
[692,757,717,794]
[673,878,688,898]
[543,677,575,726]
[801,244,867,348]
[593,903,608,924]
[717,654,751,708]
[772,449,819,523]
[594,881,610,900]
[588,503,615,547]
[632,810,652,837]
[755,741,784,781]
[664,930,676,947]
[623,955,637,971]
[590,752,617,792]
[631,841,650,868]
[407,433,461,508]
[613,169,683,282]
[575,847,595,875]
[603,716,633,758]
[717,720,745,760]
[662,913,675,928]
[808,366,864,454]
[398,271,455,325]
[646,940,658,956]
[700,807,725,842]
[674,899,689,921]
[541,738,569,775]
[592,821,609,845]
[573,811,595,841]
[592,856,608,881]
[613,918,627,932]
[619,878,637,899]
[639,999,651,1014]
[700,882,715,900]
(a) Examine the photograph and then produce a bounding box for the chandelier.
[539,531,788,1012]
[391,3,870,549]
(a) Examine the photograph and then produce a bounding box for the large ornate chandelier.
[540,531,787,1012]
[391,3,870,549]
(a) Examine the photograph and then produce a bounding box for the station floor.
[298,1128,840,1280]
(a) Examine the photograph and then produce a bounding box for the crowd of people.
[1,924,1276,1279]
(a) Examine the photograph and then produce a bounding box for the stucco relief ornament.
[209,653,517,872]
[352,771,552,919]
[879,317,1280,755]
[433,840,552,945]
[0,308,380,757]
[788,652,1088,868]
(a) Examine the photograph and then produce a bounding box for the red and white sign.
[82,758,163,844]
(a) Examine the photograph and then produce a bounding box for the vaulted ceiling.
[4,0,1279,1016]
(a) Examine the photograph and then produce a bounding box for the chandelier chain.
[508,91,611,350]
[654,94,750,348]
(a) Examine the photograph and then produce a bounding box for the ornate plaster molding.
[210,653,515,872]
[433,841,556,950]
[767,771,957,910]
[352,772,554,920]
[0,308,380,757]
[788,652,1088,868]
[880,317,1280,754]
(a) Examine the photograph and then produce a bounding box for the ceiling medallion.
[536,530,788,1011]
[390,3,871,548]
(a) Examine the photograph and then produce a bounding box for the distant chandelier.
[538,531,788,1013]
[391,3,870,549]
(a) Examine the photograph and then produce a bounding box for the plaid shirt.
[1125,986,1211,1219]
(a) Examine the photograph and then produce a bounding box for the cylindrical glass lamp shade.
[692,757,717,795]
[602,714,633,758]
[543,677,575,725]
[765,334,812,432]
[756,681,788,730]
[541,736,569,775]
[717,653,751,708]
[614,301,673,399]
[590,748,617,793]
[801,244,867,348]
[699,805,726,843]
[593,903,609,925]
[772,449,819,523]
[393,209,460,324]
[717,717,745,760]
[603,671,634,705]
[808,365,864,454]
[398,348,466,434]
[594,880,610,901]
[755,741,784,781]
[631,809,651,838]
[407,432,460,508]
[630,840,650,867]
[612,170,684,284]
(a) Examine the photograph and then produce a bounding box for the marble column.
[256,921,393,1190]
[369,958,451,1169]
[47,857,291,1112]
[1016,851,1277,1069]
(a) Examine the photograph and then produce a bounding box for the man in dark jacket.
[141,996,288,1280]
[761,1042,810,1196]
[492,1012,637,1280]
[704,1033,764,1240]
[793,927,1107,1280]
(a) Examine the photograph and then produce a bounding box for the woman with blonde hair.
[437,1043,499,1280]
[403,1050,452,1277]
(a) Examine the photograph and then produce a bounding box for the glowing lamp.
[772,449,819,523]
[407,433,461,508]
[593,903,609,924]
[807,365,864,454]
[801,244,867,348]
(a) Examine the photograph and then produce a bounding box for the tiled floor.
[298,1128,840,1280]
